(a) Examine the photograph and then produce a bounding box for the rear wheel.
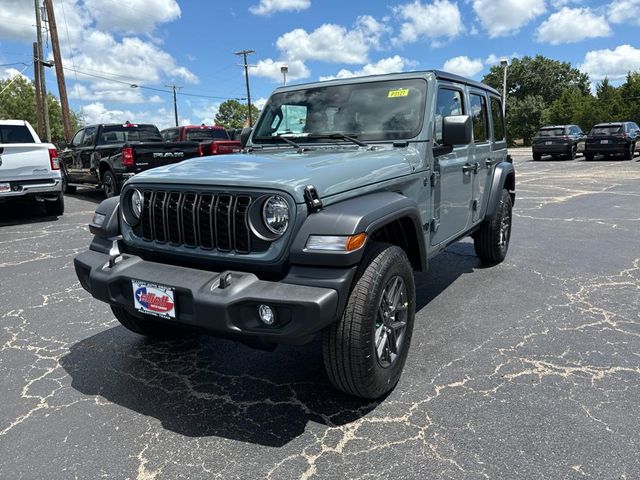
[568,144,577,160]
[102,170,119,198]
[623,142,634,160]
[532,153,542,161]
[44,193,64,216]
[322,243,416,399]
[111,306,188,338]
[474,189,512,265]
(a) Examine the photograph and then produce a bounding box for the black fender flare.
[485,161,515,219]
[88,196,120,238]
[290,191,427,270]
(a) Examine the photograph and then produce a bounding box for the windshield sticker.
[388,88,409,98]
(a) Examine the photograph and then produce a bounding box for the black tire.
[44,193,64,216]
[102,170,120,198]
[568,144,577,160]
[61,167,76,194]
[473,189,512,265]
[322,243,416,399]
[532,153,542,161]
[584,152,594,161]
[623,142,634,160]
[111,306,188,339]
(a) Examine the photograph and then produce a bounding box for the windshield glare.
[537,128,565,137]
[253,79,427,143]
[590,126,622,135]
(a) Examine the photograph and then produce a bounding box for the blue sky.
[0,0,638,129]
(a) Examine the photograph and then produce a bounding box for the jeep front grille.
[140,190,253,253]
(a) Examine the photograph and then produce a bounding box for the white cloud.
[485,53,519,65]
[442,56,484,77]
[579,44,640,81]
[80,103,178,130]
[473,0,546,38]
[253,58,310,83]
[254,97,269,110]
[249,0,311,15]
[318,55,414,81]
[609,0,640,26]
[394,0,463,44]
[536,8,611,44]
[0,67,29,81]
[82,0,181,34]
[191,102,222,126]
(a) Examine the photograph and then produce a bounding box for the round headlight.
[131,189,142,219]
[262,195,289,235]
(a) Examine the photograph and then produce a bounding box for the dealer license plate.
[0,183,10,193]
[545,141,552,145]
[601,139,609,144]
[132,280,176,319]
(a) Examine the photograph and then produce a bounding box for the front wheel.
[474,189,512,265]
[322,244,416,399]
[584,152,594,161]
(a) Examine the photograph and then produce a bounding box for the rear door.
[468,90,492,223]
[431,84,473,245]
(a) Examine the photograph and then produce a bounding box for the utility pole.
[43,0,73,142]
[33,42,44,138]
[34,0,51,142]
[234,49,255,127]
[281,65,288,86]
[164,84,182,126]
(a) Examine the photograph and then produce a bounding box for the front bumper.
[74,248,342,344]
[0,177,62,198]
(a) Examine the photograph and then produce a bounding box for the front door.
[431,85,473,245]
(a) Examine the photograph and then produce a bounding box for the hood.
[130,147,418,203]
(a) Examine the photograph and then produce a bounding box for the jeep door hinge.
[430,171,440,187]
[304,185,323,213]
[430,218,440,233]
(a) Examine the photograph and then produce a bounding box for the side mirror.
[240,127,252,148]
[442,115,472,146]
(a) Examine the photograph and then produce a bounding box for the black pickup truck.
[59,123,201,197]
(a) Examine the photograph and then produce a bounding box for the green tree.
[507,95,547,145]
[214,99,260,129]
[0,74,79,143]
[546,87,596,132]
[619,71,640,124]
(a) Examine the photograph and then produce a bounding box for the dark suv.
[584,122,639,160]
[532,125,585,161]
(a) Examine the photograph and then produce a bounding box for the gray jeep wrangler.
[75,71,515,399]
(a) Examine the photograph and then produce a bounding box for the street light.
[280,65,288,86]
[500,59,509,117]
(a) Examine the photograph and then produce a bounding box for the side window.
[490,96,505,141]
[70,129,84,147]
[434,88,464,145]
[470,93,489,143]
[82,127,97,147]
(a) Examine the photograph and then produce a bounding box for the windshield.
[590,125,622,136]
[0,125,35,143]
[185,129,229,141]
[253,78,427,144]
[537,128,565,137]
[98,125,162,144]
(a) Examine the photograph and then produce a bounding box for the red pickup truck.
[160,125,242,155]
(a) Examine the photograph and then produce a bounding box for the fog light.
[258,304,276,325]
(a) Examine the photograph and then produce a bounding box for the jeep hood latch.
[304,185,323,213]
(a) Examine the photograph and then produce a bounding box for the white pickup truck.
[0,120,64,216]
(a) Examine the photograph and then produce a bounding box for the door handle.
[462,162,479,174]
[485,158,495,167]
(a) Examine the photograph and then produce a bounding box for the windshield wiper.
[308,133,367,147]
[275,135,301,149]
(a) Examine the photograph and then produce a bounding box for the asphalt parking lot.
[1,149,639,479]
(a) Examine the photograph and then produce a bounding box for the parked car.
[584,122,640,160]
[75,70,515,399]
[59,122,202,197]
[161,125,241,155]
[532,124,585,161]
[0,120,64,215]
